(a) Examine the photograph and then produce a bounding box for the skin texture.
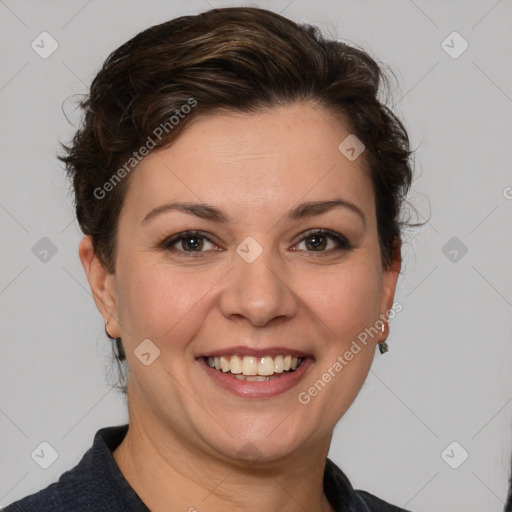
[79,102,401,512]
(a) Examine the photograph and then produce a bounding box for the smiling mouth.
[203,355,304,381]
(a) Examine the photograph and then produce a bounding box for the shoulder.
[324,458,412,512]
[2,479,95,512]
[3,425,139,512]
[355,489,412,512]
[2,466,107,512]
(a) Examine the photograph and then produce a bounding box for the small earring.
[105,319,115,340]
[378,322,389,354]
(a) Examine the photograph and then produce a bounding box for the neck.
[112,408,335,512]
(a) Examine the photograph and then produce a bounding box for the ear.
[378,238,402,342]
[78,236,120,338]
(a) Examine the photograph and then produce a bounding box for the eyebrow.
[141,198,366,226]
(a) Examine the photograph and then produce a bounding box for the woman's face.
[86,102,400,464]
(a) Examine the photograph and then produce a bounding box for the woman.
[4,7,415,511]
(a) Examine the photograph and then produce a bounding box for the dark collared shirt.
[4,424,411,511]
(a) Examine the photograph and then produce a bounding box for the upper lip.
[197,345,313,359]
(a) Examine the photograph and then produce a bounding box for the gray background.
[0,0,511,510]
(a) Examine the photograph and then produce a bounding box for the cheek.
[295,258,382,339]
[293,260,381,424]
[114,257,224,346]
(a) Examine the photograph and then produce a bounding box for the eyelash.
[159,229,353,257]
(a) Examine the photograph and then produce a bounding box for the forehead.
[122,103,375,225]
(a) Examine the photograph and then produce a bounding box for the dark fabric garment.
[4,424,411,512]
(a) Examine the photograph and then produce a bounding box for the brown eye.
[161,231,219,255]
[294,229,352,253]
[304,233,328,251]
[180,235,204,252]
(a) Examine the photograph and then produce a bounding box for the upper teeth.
[205,355,302,376]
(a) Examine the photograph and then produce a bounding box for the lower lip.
[198,357,313,398]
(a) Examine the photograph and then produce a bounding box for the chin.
[200,421,310,468]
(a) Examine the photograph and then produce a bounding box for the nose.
[219,247,298,327]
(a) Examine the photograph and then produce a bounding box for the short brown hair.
[60,7,416,392]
